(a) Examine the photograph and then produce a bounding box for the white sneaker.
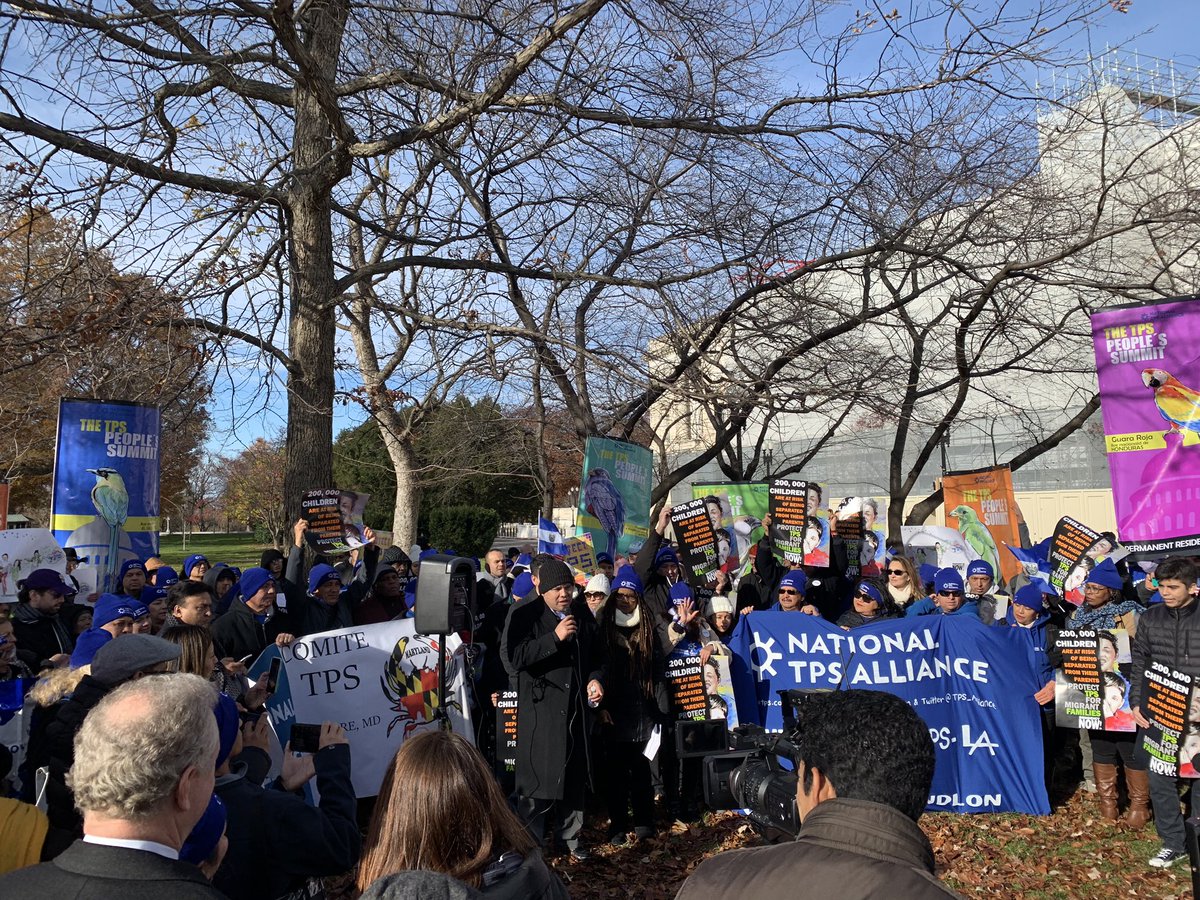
[1148,848,1188,868]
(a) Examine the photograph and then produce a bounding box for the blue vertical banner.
[728,613,1050,815]
[51,398,161,591]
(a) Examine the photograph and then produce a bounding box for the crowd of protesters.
[0,498,1197,898]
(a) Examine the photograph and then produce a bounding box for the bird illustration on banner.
[1142,368,1200,445]
[88,467,129,591]
[948,505,1000,578]
[583,468,625,559]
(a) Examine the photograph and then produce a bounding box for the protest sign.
[728,613,1049,814]
[51,398,161,591]
[690,483,768,584]
[563,534,598,577]
[249,618,472,798]
[665,653,708,721]
[902,525,976,576]
[301,489,370,555]
[1139,663,1199,778]
[664,648,739,724]
[834,497,869,580]
[1047,517,1124,606]
[943,466,1020,584]
[671,499,721,588]
[0,529,68,602]
[577,437,652,559]
[495,690,519,773]
[1091,296,1200,560]
[767,479,810,564]
[1054,628,1134,732]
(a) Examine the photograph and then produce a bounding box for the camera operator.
[676,690,959,899]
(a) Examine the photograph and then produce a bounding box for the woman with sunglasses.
[1064,557,1147,827]
[883,557,922,612]
[837,581,900,629]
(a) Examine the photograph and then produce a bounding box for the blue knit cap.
[655,547,679,568]
[1012,583,1045,611]
[154,565,180,587]
[307,563,342,593]
[966,559,994,580]
[614,565,644,595]
[934,567,964,594]
[117,559,145,587]
[181,794,227,865]
[93,593,139,628]
[239,567,275,602]
[1086,558,1124,591]
[182,554,208,577]
[512,572,535,600]
[213,692,240,769]
[779,570,807,594]
[69,628,113,669]
[669,581,694,603]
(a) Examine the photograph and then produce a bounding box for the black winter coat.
[634,529,676,623]
[0,840,225,899]
[11,603,73,669]
[210,598,292,664]
[214,743,360,900]
[42,675,112,854]
[597,612,671,742]
[284,543,378,637]
[755,534,849,620]
[1131,599,1200,711]
[502,595,605,800]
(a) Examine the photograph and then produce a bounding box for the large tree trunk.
[380,422,420,549]
[280,0,348,525]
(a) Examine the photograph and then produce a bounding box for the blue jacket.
[905,597,980,618]
[999,608,1057,686]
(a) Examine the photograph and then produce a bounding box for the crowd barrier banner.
[51,398,161,591]
[250,619,472,798]
[728,612,1050,814]
[1091,296,1200,559]
[577,437,652,560]
[943,466,1020,584]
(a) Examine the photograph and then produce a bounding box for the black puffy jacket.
[1131,599,1200,711]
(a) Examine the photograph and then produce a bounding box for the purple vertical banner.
[1091,297,1200,559]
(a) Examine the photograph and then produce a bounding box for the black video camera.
[675,688,829,843]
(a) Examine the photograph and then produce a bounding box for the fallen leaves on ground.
[548,788,1194,899]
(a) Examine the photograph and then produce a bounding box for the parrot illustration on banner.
[1142,368,1200,444]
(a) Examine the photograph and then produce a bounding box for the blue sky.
[202,0,1200,459]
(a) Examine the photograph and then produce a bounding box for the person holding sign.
[1064,559,1147,828]
[1131,557,1200,868]
[754,513,847,620]
[999,584,1061,794]
[595,568,669,845]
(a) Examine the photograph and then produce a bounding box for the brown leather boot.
[1093,763,1120,821]
[1124,767,1153,829]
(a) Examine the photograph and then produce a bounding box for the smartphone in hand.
[290,723,322,754]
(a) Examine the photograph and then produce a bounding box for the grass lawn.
[157,532,276,571]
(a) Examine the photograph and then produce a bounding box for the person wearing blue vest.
[905,568,980,618]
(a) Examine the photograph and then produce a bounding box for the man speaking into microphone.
[503,557,606,860]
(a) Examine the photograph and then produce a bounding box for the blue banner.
[52,398,161,592]
[729,613,1050,815]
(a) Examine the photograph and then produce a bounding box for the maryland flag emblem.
[381,633,461,737]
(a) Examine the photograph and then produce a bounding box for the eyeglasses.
[887,569,906,576]
[857,593,878,602]
[938,590,963,597]
[778,588,801,595]
[1083,584,1110,594]
[585,592,606,599]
